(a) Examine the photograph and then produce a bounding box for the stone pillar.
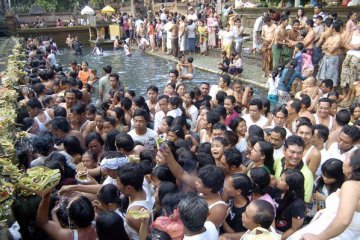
[130,0,135,16]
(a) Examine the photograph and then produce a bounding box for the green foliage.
[89,0,104,10]
[35,0,58,12]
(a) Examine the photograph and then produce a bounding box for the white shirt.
[167,108,182,118]
[128,128,158,150]
[187,13,198,22]
[327,142,358,162]
[185,105,199,123]
[102,176,117,186]
[187,23,197,38]
[315,148,330,177]
[266,76,279,96]
[253,16,263,32]
[242,114,268,129]
[183,221,218,240]
[221,31,234,45]
[154,111,165,133]
[273,146,284,160]
[160,13,167,21]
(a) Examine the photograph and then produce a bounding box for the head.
[296,121,314,146]
[277,169,305,201]
[250,141,274,174]
[242,200,275,231]
[229,117,247,137]
[312,124,329,148]
[96,212,129,240]
[343,148,360,180]
[248,98,263,121]
[224,173,252,198]
[270,126,286,149]
[116,163,144,196]
[338,125,360,152]
[133,108,149,133]
[67,196,94,228]
[283,135,305,168]
[196,165,225,194]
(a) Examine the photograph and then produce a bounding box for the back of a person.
[183,221,218,240]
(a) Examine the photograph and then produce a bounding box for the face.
[224,177,239,197]
[297,9,303,16]
[95,114,104,129]
[250,143,264,163]
[224,99,234,114]
[88,139,102,154]
[277,173,289,191]
[320,83,329,94]
[81,63,88,71]
[176,85,186,96]
[317,102,330,118]
[134,116,147,132]
[159,118,170,134]
[236,121,247,137]
[155,151,167,165]
[166,85,175,95]
[322,173,337,185]
[109,77,118,89]
[86,110,96,121]
[218,77,226,88]
[293,22,300,30]
[274,111,287,126]
[330,102,337,117]
[235,21,241,27]
[147,90,158,102]
[284,144,304,168]
[195,178,209,194]
[168,73,177,83]
[27,107,37,118]
[158,99,168,113]
[270,132,284,149]
[338,132,354,152]
[212,129,224,138]
[82,154,97,169]
[296,125,313,145]
[102,121,114,134]
[200,84,209,97]
[167,131,177,142]
[184,93,193,106]
[211,140,225,160]
[234,83,242,93]
[311,130,322,146]
[65,92,76,107]
[249,105,261,120]
[314,7,320,14]
[242,203,259,231]
[353,107,360,120]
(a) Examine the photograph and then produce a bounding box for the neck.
[184,227,206,237]
[129,190,146,203]
[136,128,147,135]
[234,194,248,206]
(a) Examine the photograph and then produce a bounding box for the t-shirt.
[327,143,358,162]
[253,16,263,32]
[47,53,56,66]
[222,31,234,45]
[128,128,158,150]
[242,114,268,129]
[187,23,197,38]
[226,198,249,232]
[183,221,218,240]
[276,199,306,233]
[185,105,199,123]
[99,75,110,100]
[154,111,165,133]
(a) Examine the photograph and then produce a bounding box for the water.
[57,47,266,97]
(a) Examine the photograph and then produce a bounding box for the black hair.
[300,94,312,108]
[133,96,150,113]
[115,133,135,152]
[324,17,333,27]
[229,117,246,132]
[215,91,227,105]
[335,109,351,126]
[257,141,275,174]
[197,142,212,155]
[223,131,239,148]
[313,124,329,143]
[105,129,120,152]
[214,105,227,120]
[349,148,360,181]
[230,173,253,197]
[147,85,159,93]
[85,132,104,147]
[252,200,275,229]
[248,125,265,140]
[198,165,225,193]
[169,124,185,140]
[250,167,273,196]
[152,165,176,184]
[64,135,84,155]
[68,196,94,228]
[249,98,263,111]
[52,116,70,133]
[224,148,242,168]
[283,59,298,85]
[306,19,314,28]
[316,158,344,194]
[158,182,178,206]
[284,135,305,150]
[120,97,133,111]
[290,99,301,113]
[97,184,122,206]
[272,126,287,140]
[220,74,231,86]
[206,111,220,127]
[341,125,360,143]
[27,97,42,109]
[117,163,144,191]
[296,121,314,135]
[96,212,129,240]
[133,108,150,122]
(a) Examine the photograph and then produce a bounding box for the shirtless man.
[66,34,73,50]
[176,55,193,81]
[272,15,288,69]
[170,18,179,58]
[59,89,78,118]
[178,15,186,55]
[261,16,276,77]
[217,74,234,96]
[314,18,334,73]
[301,19,316,62]
[327,109,351,150]
[298,94,316,124]
[317,21,342,87]
[313,98,334,130]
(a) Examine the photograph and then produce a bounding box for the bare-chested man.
[313,18,334,71]
[178,15,186,54]
[317,21,342,87]
[301,19,316,61]
[169,18,179,58]
[272,15,289,69]
[261,16,276,77]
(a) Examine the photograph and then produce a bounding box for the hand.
[139,208,150,223]
[313,192,326,201]
[58,185,73,195]
[301,234,320,240]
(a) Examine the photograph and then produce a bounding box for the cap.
[100,156,128,170]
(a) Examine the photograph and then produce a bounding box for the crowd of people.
[2,2,360,240]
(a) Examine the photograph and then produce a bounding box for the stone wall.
[16,12,79,27]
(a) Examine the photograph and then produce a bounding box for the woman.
[96,212,129,240]
[78,61,91,84]
[289,149,360,240]
[36,193,96,240]
[346,12,357,33]
[175,83,186,101]
[197,20,208,55]
[207,12,218,49]
[229,117,247,153]
[183,90,199,124]
[85,132,105,163]
[296,8,307,29]
[93,184,127,217]
[248,141,275,174]
[63,135,84,165]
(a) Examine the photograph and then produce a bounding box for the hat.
[100,156,128,170]
[103,65,112,73]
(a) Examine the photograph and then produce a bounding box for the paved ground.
[134,40,268,89]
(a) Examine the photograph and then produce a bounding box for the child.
[197,20,208,55]
[298,77,321,100]
[266,69,280,108]
[301,51,314,78]
[218,51,230,73]
[176,55,193,81]
[92,43,103,55]
[308,158,345,218]
[228,53,243,76]
[166,96,183,118]
[165,82,176,97]
[124,38,132,57]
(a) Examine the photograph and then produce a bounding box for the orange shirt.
[78,70,91,84]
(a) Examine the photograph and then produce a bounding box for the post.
[130,0,135,16]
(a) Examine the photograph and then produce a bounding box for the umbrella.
[29,5,47,15]
[101,5,116,14]
[81,5,95,15]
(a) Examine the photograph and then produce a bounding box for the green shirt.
[274,157,314,203]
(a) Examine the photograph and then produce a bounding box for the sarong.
[282,46,293,66]
[317,55,340,86]
[340,54,360,88]
[272,44,282,69]
[262,40,272,74]
[178,34,186,52]
[253,31,262,50]
[208,31,216,48]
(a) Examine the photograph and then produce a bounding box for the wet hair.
[230,173,253,197]
[115,133,135,152]
[120,97,132,111]
[158,181,178,205]
[316,158,344,194]
[224,148,242,168]
[257,141,275,174]
[290,99,301,113]
[64,136,84,155]
[27,97,42,109]
[197,142,212,155]
[133,96,150,113]
[96,212,129,240]
[85,132,104,147]
[249,98,263,111]
[97,184,122,206]
[117,163,144,191]
[313,124,329,143]
[162,191,184,216]
[54,106,67,118]
[32,131,54,156]
[284,135,305,150]
[349,148,360,180]
[250,167,273,196]
[198,165,225,193]
[335,109,351,126]
[350,102,360,115]
[220,74,231,86]
[168,124,185,140]
[178,193,208,232]
[133,108,150,122]
[215,91,227,105]
[223,131,239,148]
[206,111,220,127]
[324,17,333,27]
[332,20,342,32]
[251,200,275,229]
[300,94,311,108]
[341,125,360,143]
[152,165,176,184]
[169,69,179,78]
[168,96,183,108]
[112,107,126,126]
[295,42,304,51]
[52,116,70,133]
[67,196,94,228]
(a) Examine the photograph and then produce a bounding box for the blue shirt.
[277,68,305,92]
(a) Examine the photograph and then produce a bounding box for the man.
[51,116,85,150]
[242,98,268,129]
[266,106,292,137]
[327,125,360,162]
[187,7,198,22]
[319,79,333,98]
[313,98,334,130]
[232,19,244,56]
[252,13,266,54]
[261,16,276,77]
[128,108,158,149]
[301,19,316,62]
[154,95,169,133]
[70,102,92,137]
[270,126,287,160]
[59,89,78,116]
[146,85,159,121]
[216,74,234,97]
[272,15,289,69]
[178,193,218,240]
[117,163,152,240]
[108,73,124,97]
[314,18,333,72]
[327,109,351,149]
[178,15,186,55]
[273,135,314,203]
[298,94,316,124]
[167,69,179,85]
[46,47,56,67]
[195,82,212,109]
[312,124,330,177]
[296,122,321,175]
[286,99,301,134]
[99,65,112,101]
[312,4,327,23]
[170,18,179,58]
[317,20,342,87]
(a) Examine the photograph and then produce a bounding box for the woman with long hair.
[248,141,275,175]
